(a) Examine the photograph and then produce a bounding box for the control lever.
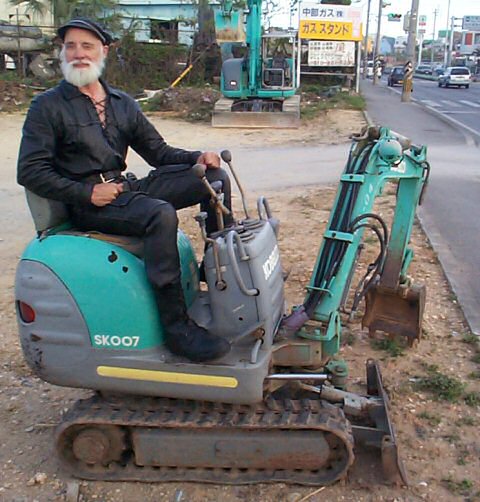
[220,150,251,220]
[192,164,230,231]
[194,212,226,291]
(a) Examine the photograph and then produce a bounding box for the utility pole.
[362,0,372,80]
[447,16,455,67]
[401,0,419,102]
[443,0,451,67]
[372,0,383,85]
[431,8,438,64]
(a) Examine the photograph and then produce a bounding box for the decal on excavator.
[94,334,140,348]
[262,244,280,280]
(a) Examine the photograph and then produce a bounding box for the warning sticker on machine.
[307,41,355,66]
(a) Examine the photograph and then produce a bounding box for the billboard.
[307,41,355,66]
[463,16,480,31]
[299,3,363,41]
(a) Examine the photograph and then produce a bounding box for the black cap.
[57,18,113,46]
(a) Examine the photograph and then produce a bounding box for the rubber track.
[56,394,355,485]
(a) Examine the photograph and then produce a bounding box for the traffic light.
[388,13,402,22]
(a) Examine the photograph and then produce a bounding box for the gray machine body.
[222,58,244,91]
[16,192,285,404]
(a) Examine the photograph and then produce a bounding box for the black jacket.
[17,80,201,205]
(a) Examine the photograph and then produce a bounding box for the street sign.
[463,16,480,31]
[438,29,451,38]
[388,13,401,22]
[299,3,363,41]
[307,41,355,66]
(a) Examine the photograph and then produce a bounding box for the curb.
[383,84,480,147]
[362,109,374,127]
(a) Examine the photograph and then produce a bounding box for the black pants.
[70,165,232,290]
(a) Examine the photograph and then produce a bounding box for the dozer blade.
[350,360,409,486]
[362,283,426,346]
[212,96,300,128]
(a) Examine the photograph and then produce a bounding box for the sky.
[272,0,480,40]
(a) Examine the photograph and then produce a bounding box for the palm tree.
[10,0,119,28]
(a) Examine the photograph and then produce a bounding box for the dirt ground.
[0,110,479,502]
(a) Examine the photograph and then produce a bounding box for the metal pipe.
[265,373,329,381]
[226,230,258,296]
[220,150,250,219]
[194,212,226,290]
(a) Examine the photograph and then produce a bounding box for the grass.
[442,477,474,496]
[371,338,405,358]
[462,333,479,345]
[414,365,465,402]
[300,84,365,120]
[417,410,441,426]
[456,416,477,426]
[464,391,480,407]
[471,353,480,364]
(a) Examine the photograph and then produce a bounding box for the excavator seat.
[263,56,291,88]
[25,190,144,258]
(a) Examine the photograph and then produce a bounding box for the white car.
[438,67,471,89]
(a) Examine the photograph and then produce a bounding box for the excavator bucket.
[362,283,426,346]
[214,10,246,43]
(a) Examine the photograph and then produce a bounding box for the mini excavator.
[16,126,429,485]
[213,0,300,127]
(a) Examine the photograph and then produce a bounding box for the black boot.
[154,282,230,362]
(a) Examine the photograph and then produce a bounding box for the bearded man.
[17,18,232,362]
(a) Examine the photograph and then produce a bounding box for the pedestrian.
[17,18,232,363]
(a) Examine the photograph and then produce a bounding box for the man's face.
[60,27,108,88]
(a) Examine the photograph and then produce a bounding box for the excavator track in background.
[56,394,354,485]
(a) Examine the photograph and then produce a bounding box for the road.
[381,76,480,140]
[362,79,480,336]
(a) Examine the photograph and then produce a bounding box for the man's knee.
[146,201,178,235]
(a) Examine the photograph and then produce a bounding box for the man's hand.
[91,182,123,207]
[196,151,221,169]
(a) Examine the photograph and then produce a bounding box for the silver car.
[438,67,471,88]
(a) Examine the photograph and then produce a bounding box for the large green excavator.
[16,127,429,485]
[212,0,300,127]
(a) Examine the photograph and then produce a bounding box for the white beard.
[60,47,105,87]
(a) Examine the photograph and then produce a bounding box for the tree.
[9,0,120,28]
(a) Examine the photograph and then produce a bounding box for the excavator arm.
[280,126,429,355]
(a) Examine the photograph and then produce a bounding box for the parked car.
[388,66,405,86]
[438,67,471,88]
[416,64,433,75]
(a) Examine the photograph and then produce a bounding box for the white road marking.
[440,100,461,107]
[459,100,480,108]
[421,99,441,107]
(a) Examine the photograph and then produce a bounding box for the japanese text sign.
[299,3,363,41]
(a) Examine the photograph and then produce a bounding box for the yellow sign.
[299,20,361,41]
